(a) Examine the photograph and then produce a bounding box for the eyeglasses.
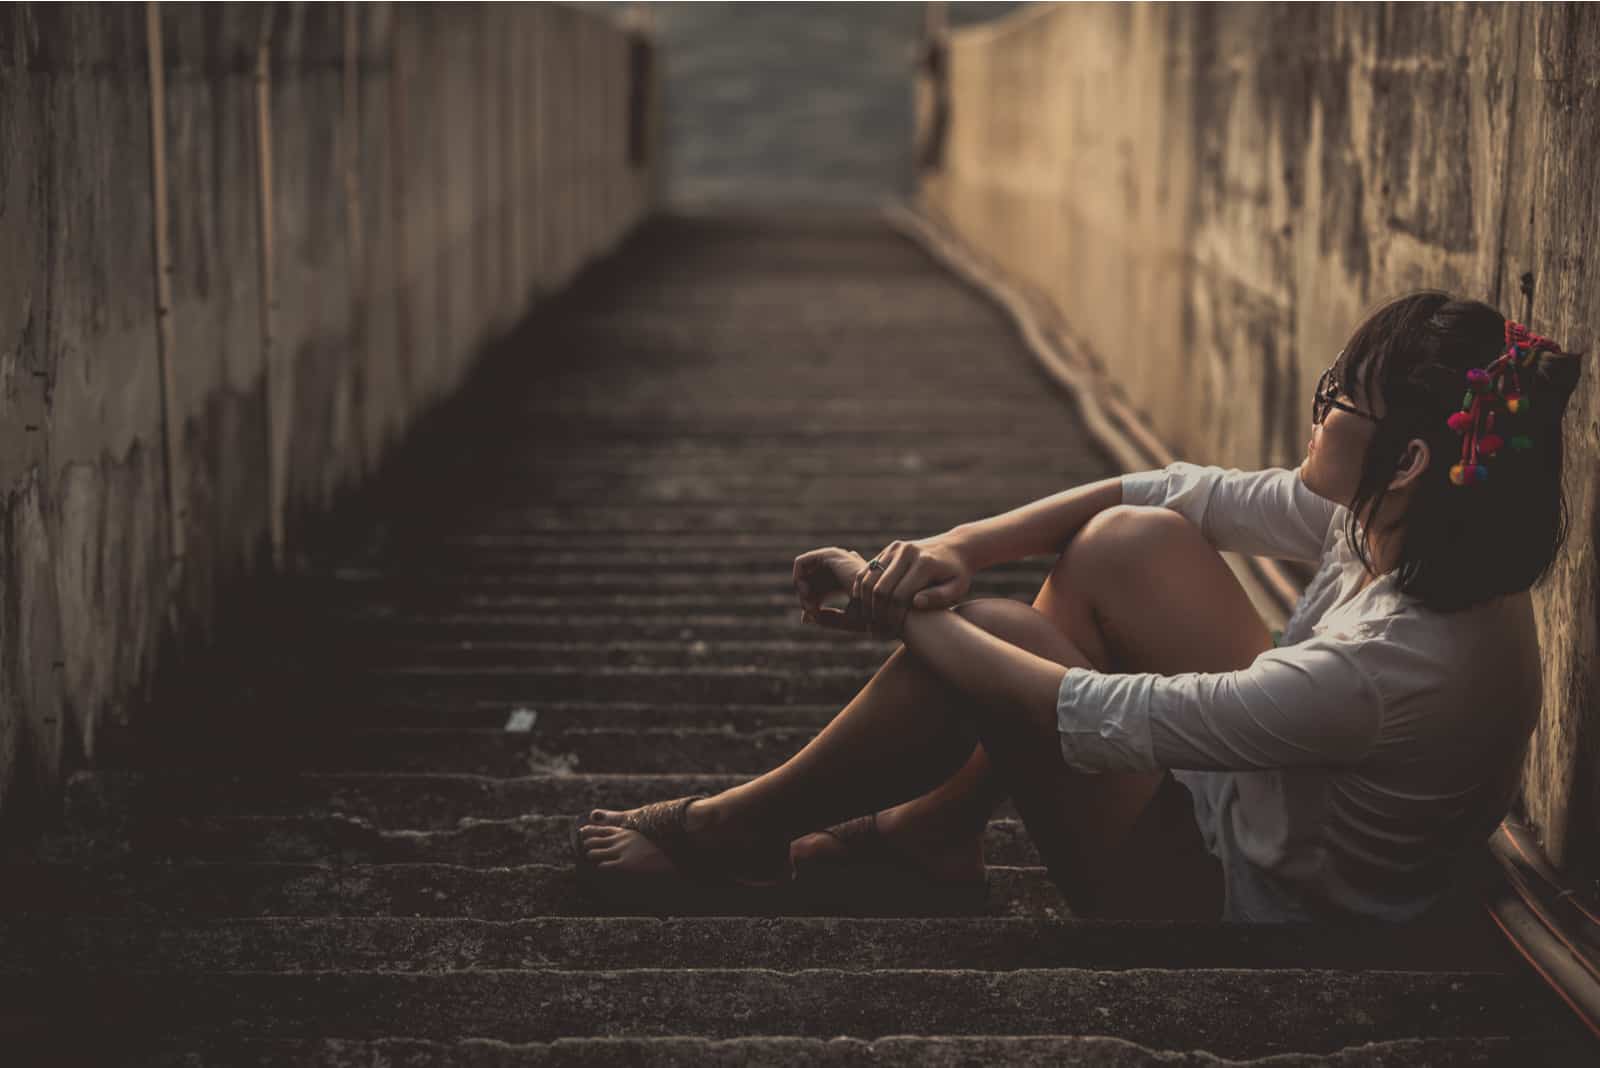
[1312,359,1381,426]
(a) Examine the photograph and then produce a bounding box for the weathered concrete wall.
[0,2,658,830]
[919,2,1598,875]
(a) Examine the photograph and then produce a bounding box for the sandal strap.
[807,812,985,893]
[820,812,880,853]
[616,795,705,874]
[617,794,703,841]
[619,794,791,887]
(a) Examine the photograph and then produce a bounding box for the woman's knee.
[1058,504,1272,675]
[1058,504,1198,588]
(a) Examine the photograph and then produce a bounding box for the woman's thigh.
[949,595,1221,919]
[1035,503,1274,919]
[1040,503,1275,678]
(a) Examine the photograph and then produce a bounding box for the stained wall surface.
[919,2,1598,874]
[0,3,658,829]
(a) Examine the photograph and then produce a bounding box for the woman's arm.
[851,475,1125,623]
[942,475,1123,571]
[889,606,1382,776]
[898,607,1069,713]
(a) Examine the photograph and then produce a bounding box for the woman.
[572,291,1584,923]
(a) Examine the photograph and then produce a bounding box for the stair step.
[465,506,1026,531]
[302,609,918,628]
[97,726,831,775]
[409,441,1059,468]
[0,916,1524,975]
[268,666,888,706]
[15,1034,1536,1068]
[0,861,1062,919]
[338,642,901,674]
[476,418,1074,442]
[138,700,847,731]
[321,591,1026,617]
[296,616,925,643]
[62,771,1024,830]
[31,812,1040,867]
[308,571,1047,595]
[347,549,1056,574]
[385,480,1071,506]
[424,531,1034,550]
[0,969,1570,1057]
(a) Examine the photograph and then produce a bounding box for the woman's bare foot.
[789,799,985,883]
[579,797,791,881]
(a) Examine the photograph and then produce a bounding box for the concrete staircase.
[2,215,1588,1064]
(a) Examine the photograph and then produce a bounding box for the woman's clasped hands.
[791,537,974,639]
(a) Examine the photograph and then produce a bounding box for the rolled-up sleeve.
[1056,634,1385,774]
[1121,462,1341,564]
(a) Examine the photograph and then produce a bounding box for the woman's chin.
[1297,460,1328,500]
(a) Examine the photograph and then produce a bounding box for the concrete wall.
[918,2,1598,875]
[0,2,658,830]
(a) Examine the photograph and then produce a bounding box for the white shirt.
[1055,461,1542,922]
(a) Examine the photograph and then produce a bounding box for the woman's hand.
[792,547,872,632]
[790,547,907,637]
[852,536,973,631]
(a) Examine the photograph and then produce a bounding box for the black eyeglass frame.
[1312,359,1382,426]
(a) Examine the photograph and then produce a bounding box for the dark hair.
[1335,291,1585,614]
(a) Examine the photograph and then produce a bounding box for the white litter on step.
[504,707,538,732]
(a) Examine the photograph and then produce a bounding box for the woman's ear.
[1390,438,1431,491]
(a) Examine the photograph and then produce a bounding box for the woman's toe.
[580,829,625,859]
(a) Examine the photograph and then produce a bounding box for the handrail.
[1486,818,1600,1040]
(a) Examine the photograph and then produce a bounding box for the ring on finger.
[863,571,886,619]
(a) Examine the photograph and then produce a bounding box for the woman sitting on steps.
[573,291,1585,924]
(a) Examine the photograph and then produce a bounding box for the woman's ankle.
[879,796,989,845]
[685,793,773,844]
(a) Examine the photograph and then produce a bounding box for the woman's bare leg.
[790,507,1121,876]
[581,632,1056,873]
[582,554,1109,877]
[802,502,1275,906]
[582,504,1272,904]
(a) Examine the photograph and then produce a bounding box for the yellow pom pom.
[1449,463,1465,485]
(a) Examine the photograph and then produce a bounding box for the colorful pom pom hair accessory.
[1446,320,1561,487]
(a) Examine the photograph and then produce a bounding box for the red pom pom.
[1478,433,1504,456]
[1447,411,1474,433]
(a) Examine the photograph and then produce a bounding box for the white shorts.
[1171,769,1328,924]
